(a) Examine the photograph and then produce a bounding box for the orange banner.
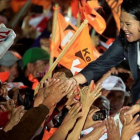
[11,0,51,12]
[51,13,100,75]
[71,0,79,19]
[106,0,123,31]
[80,0,106,34]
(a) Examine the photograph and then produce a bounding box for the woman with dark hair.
[68,0,140,104]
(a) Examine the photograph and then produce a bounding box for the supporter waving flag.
[106,0,123,31]
[80,0,106,34]
[50,13,100,75]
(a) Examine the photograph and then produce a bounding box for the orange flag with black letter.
[51,13,100,75]
[106,0,123,31]
[80,0,106,34]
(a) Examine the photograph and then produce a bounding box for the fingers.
[16,106,24,115]
[88,80,94,93]
[6,99,15,111]
[120,106,130,112]
[68,103,82,119]
[0,85,8,97]
[39,82,44,89]
[123,117,127,125]
[131,114,139,124]
[116,119,120,130]
[89,108,100,116]
[0,105,6,112]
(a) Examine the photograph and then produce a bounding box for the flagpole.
[77,12,81,27]
[48,3,59,78]
[8,0,31,29]
[34,19,88,95]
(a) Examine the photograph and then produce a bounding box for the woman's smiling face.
[120,10,140,42]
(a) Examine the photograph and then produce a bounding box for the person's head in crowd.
[120,0,140,44]
[0,51,19,82]
[22,47,50,79]
[92,95,110,113]
[101,75,130,116]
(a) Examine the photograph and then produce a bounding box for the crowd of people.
[0,0,140,140]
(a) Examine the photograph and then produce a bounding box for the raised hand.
[105,117,120,140]
[120,106,132,125]
[42,79,69,115]
[83,108,102,130]
[62,102,82,129]
[34,82,45,107]
[49,102,82,140]
[81,122,106,140]
[80,80,102,110]
[65,84,79,106]
[3,105,25,132]
[121,115,140,140]
[53,72,67,80]
[123,104,140,116]
[0,83,8,98]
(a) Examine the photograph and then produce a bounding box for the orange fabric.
[106,38,115,45]
[0,72,9,82]
[42,128,57,140]
[106,0,123,31]
[51,13,100,75]
[28,74,39,90]
[80,0,106,34]
[11,0,51,13]
[11,51,22,59]
[71,0,79,19]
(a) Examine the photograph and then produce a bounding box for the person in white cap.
[101,75,130,117]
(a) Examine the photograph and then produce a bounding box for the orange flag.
[71,0,79,19]
[51,13,100,75]
[106,0,123,31]
[11,0,51,13]
[80,0,106,34]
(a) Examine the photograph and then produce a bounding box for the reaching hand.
[105,117,120,140]
[120,106,132,125]
[62,102,82,130]
[121,115,140,140]
[81,122,106,140]
[42,79,69,114]
[6,99,15,111]
[53,72,67,80]
[65,84,79,106]
[3,105,25,132]
[83,108,102,130]
[34,82,45,107]
[123,104,140,116]
[79,80,102,110]
[0,83,8,98]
